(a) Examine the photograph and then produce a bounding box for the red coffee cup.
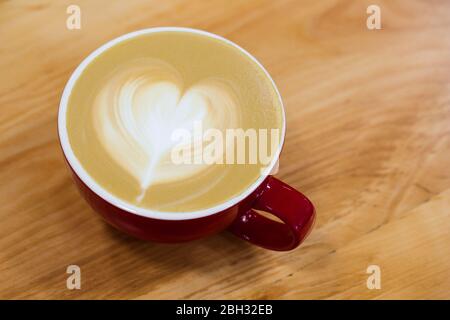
[58,28,315,251]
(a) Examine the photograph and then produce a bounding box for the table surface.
[1,0,449,299]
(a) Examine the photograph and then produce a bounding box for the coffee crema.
[66,30,283,212]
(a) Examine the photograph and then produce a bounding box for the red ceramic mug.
[58,28,315,251]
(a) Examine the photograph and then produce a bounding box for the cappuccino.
[66,30,283,212]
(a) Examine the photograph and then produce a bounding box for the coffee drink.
[66,30,283,212]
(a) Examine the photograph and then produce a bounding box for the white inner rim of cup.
[58,27,286,221]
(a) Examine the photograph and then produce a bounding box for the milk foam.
[92,58,240,201]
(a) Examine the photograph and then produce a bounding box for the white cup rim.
[58,27,286,221]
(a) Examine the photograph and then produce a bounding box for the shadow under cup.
[58,27,315,251]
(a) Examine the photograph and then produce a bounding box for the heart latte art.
[92,59,240,201]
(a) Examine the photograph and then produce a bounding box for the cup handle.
[228,176,316,251]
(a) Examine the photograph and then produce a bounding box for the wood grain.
[1,0,449,299]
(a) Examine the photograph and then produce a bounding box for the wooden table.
[1,0,449,299]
